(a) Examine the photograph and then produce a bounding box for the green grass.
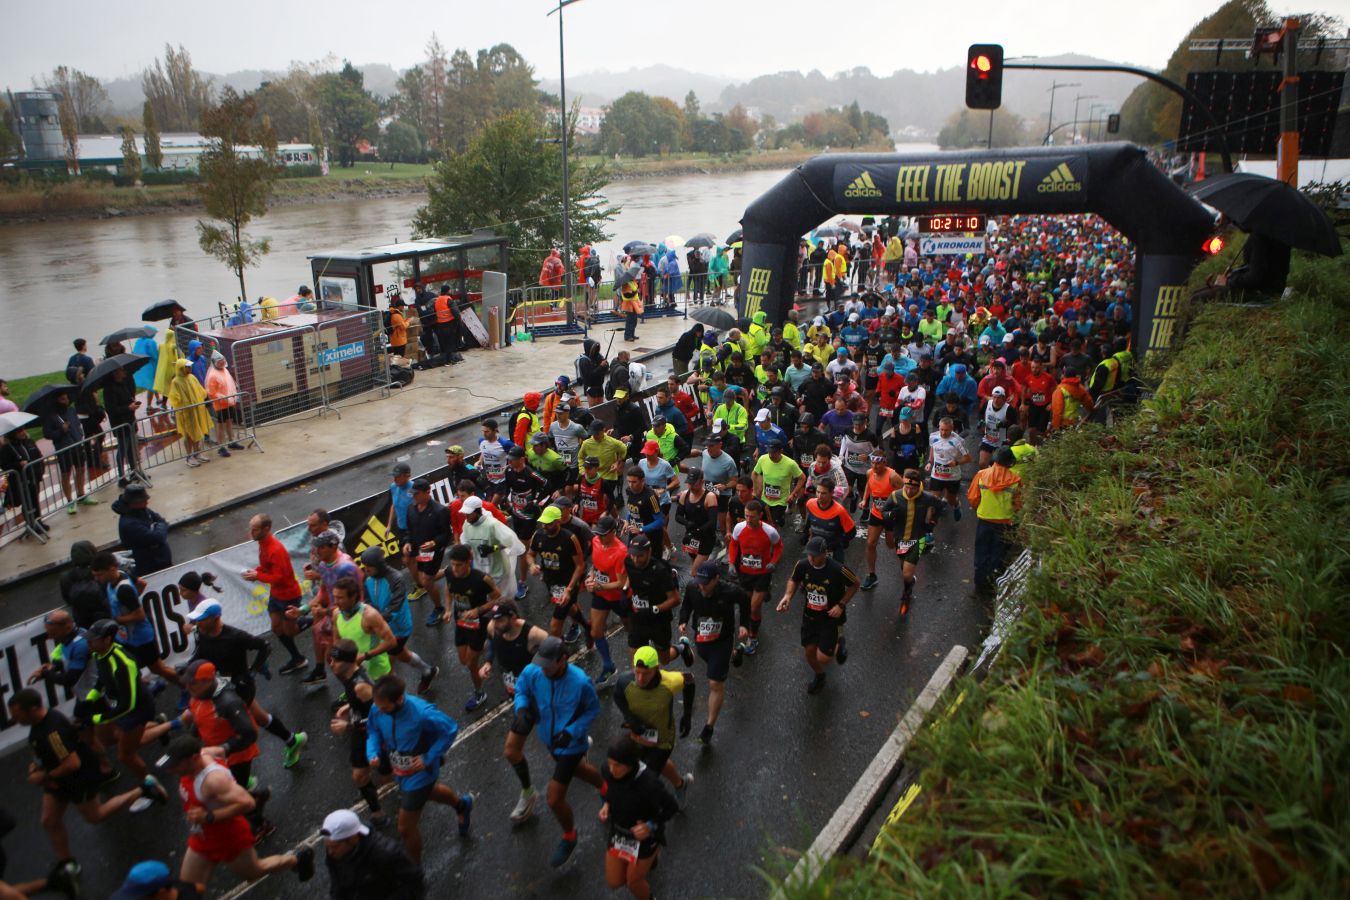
[314,163,438,181]
[3,370,66,411]
[792,245,1350,896]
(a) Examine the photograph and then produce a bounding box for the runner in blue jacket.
[512,636,603,869]
[365,674,472,863]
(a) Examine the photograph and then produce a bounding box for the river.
[0,146,937,375]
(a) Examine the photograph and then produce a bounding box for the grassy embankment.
[786,242,1350,896]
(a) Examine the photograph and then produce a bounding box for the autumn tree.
[40,67,109,132]
[58,94,79,174]
[142,44,214,132]
[120,126,142,183]
[195,88,279,304]
[142,101,163,169]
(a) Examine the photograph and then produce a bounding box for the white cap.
[1002,333,1015,343]
[755,408,771,422]
[711,417,726,434]
[979,334,991,345]
[885,305,896,316]
[813,316,825,326]
[461,496,483,513]
[320,809,369,841]
[848,313,860,322]
[992,386,1007,397]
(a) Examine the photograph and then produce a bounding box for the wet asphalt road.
[0,347,990,898]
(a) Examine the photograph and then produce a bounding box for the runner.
[674,468,719,576]
[502,446,553,600]
[295,530,355,684]
[612,647,694,803]
[726,500,782,654]
[184,601,307,769]
[479,601,550,824]
[837,413,880,513]
[526,505,589,645]
[978,386,1015,467]
[548,403,588,479]
[859,453,903,591]
[677,562,750,744]
[320,808,424,898]
[512,636,604,867]
[881,469,944,615]
[573,456,609,527]
[241,513,307,676]
[326,640,389,828]
[383,463,416,578]
[620,466,666,550]
[637,442,679,558]
[599,734,680,900]
[162,735,315,885]
[359,547,438,695]
[476,418,514,499]
[751,440,804,528]
[332,577,398,686]
[698,433,739,539]
[10,688,166,866]
[441,544,503,711]
[84,619,155,780]
[928,416,972,521]
[888,406,927,473]
[623,534,689,666]
[402,478,452,628]
[776,538,859,694]
[458,495,526,604]
[365,675,473,862]
[89,552,182,689]
[803,478,855,563]
[585,516,631,687]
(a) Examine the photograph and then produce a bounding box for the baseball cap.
[992,386,1007,397]
[320,809,369,841]
[1003,333,1016,343]
[755,408,770,422]
[186,601,222,622]
[411,478,431,492]
[899,406,914,421]
[711,418,726,434]
[706,432,723,444]
[811,363,825,372]
[852,412,867,424]
[186,659,217,682]
[557,403,573,413]
[629,532,651,550]
[314,529,342,547]
[111,861,174,900]
[537,505,562,525]
[583,455,601,467]
[531,432,550,445]
[589,420,607,434]
[651,415,666,426]
[87,618,119,640]
[633,646,660,669]
[768,439,784,451]
[446,444,465,455]
[692,561,720,584]
[490,601,518,620]
[533,635,565,666]
[593,515,617,536]
[162,734,203,766]
[805,536,829,555]
[392,462,412,476]
[507,446,526,459]
[461,496,483,513]
[642,440,660,456]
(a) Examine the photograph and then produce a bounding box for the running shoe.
[45,859,80,900]
[77,497,98,506]
[140,774,169,806]
[457,792,474,837]
[301,667,326,686]
[732,644,745,667]
[698,724,715,745]
[279,658,308,676]
[227,442,245,450]
[282,732,308,769]
[861,574,879,591]
[675,773,693,810]
[563,622,584,645]
[185,456,200,468]
[677,635,694,667]
[836,636,849,665]
[464,689,488,712]
[515,582,527,601]
[593,667,616,689]
[953,506,962,522]
[807,673,827,695]
[99,766,121,787]
[417,665,439,696]
[295,846,315,882]
[510,789,538,824]
[66,502,77,515]
[742,637,759,656]
[408,587,427,601]
[424,609,444,628]
[253,819,276,841]
[550,837,578,868]
[217,447,231,458]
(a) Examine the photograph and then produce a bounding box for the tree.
[40,67,109,132]
[381,120,423,163]
[58,94,79,174]
[413,109,615,286]
[0,98,22,160]
[316,61,379,167]
[394,65,430,140]
[195,88,279,305]
[423,35,449,150]
[251,71,316,143]
[937,108,1028,150]
[142,44,213,132]
[142,101,163,169]
[120,126,142,183]
[600,91,685,156]
[724,104,758,151]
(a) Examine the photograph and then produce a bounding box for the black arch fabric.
[735,143,1216,357]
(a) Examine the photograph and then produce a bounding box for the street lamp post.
[1044,81,1080,144]
[548,0,583,314]
[1087,103,1108,143]
[1072,94,1095,144]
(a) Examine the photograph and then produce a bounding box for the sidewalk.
[1,316,693,584]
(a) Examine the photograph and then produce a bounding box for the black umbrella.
[614,267,640,288]
[83,353,151,394]
[691,306,738,331]
[725,228,743,246]
[100,325,157,346]
[1187,173,1342,257]
[623,241,656,257]
[685,233,717,249]
[814,224,845,239]
[21,383,74,416]
[142,299,186,322]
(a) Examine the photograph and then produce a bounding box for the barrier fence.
[130,391,263,471]
[0,468,30,549]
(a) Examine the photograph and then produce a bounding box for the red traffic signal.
[966,44,1004,110]
[1202,236,1225,255]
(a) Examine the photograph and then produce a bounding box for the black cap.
[995,447,1016,467]
[768,439,784,450]
[583,455,601,467]
[163,734,203,766]
[411,478,432,492]
[705,432,723,444]
[811,363,825,372]
[628,533,651,549]
[593,515,616,535]
[533,635,565,665]
[692,561,720,584]
[88,618,119,639]
[771,386,785,397]
[853,412,867,424]
[805,536,829,555]
[490,601,518,620]
[391,462,412,477]
[799,412,816,426]
[651,414,666,425]
[507,446,526,459]
[589,420,607,434]
[607,735,641,767]
[685,466,704,481]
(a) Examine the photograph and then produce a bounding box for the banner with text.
[832,155,1090,214]
[918,235,989,256]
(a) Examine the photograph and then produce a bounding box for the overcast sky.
[0,0,1314,89]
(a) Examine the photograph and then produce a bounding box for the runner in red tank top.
[860,455,903,591]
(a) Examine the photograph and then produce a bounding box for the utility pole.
[1276,19,1301,186]
[1072,94,1095,144]
[1044,81,1080,144]
[548,0,583,314]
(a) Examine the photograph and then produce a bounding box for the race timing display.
[916,214,987,233]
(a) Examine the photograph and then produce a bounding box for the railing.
[11,423,147,543]
[0,468,32,548]
[130,391,263,471]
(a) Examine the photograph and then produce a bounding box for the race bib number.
[806,589,829,611]
[846,451,866,467]
[1031,392,1046,404]
[763,483,782,501]
[416,553,433,564]
[639,727,659,744]
[581,495,600,511]
[879,406,894,418]
[609,834,640,863]
[932,461,956,480]
[631,596,651,612]
[502,672,516,694]
[896,539,917,555]
[799,453,813,467]
[562,450,577,466]
[696,617,723,642]
[868,366,880,377]
[682,536,701,554]
[485,464,505,482]
[456,617,480,630]
[388,752,420,776]
[549,585,569,605]
[742,555,762,571]
[595,571,613,587]
[510,493,530,512]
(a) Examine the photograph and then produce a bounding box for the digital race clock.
[916,214,987,233]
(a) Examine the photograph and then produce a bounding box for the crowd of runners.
[4,213,1140,900]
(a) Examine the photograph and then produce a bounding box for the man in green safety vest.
[967,448,1022,596]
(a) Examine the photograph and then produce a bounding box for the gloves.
[766,562,776,574]
[550,730,573,750]
[679,715,692,739]
[477,543,495,558]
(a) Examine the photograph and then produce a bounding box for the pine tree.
[142,101,163,170]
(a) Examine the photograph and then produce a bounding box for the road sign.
[919,235,988,256]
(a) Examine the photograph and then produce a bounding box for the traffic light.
[1202,235,1225,255]
[966,44,1004,110]
[1107,113,1121,134]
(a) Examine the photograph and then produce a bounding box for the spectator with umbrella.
[167,359,213,468]
[29,385,95,515]
[66,365,108,474]
[0,414,46,537]
[90,356,147,487]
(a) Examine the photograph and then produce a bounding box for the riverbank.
[794,244,1350,895]
[0,146,880,224]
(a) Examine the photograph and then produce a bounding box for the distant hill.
[718,55,1142,136]
[538,63,732,108]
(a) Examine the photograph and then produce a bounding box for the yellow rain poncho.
[152,327,181,396]
[168,359,212,443]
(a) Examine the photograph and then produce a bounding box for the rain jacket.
[708,249,729,282]
[366,695,459,790]
[132,333,159,391]
[152,328,180,396]
[659,251,683,293]
[513,661,600,756]
[168,361,212,442]
[967,463,1022,524]
[1050,376,1094,431]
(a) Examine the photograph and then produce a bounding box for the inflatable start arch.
[735,143,1216,357]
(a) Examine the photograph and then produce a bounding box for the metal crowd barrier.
[132,392,263,471]
[0,467,32,548]
[18,423,146,543]
[510,286,588,340]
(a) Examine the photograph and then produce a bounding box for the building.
[8,90,65,161]
[18,132,321,175]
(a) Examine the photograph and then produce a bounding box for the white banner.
[919,235,988,256]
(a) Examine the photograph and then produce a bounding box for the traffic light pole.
[1004,61,1233,173]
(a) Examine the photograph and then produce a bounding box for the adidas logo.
[844,171,883,198]
[354,516,400,558]
[1037,162,1082,193]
